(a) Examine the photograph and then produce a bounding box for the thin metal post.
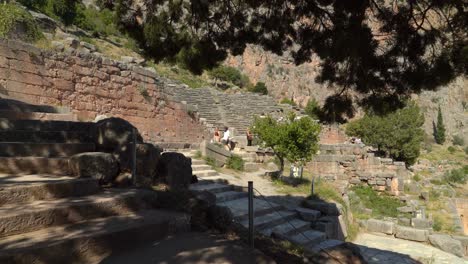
[311,176,315,195]
[132,128,137,185]
[248,181,254,249]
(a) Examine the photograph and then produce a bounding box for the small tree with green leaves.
[252,113,321,172]
[346,102,424,165]
[434,105,446,144]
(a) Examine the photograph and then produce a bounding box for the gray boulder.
[429,234,464,257]
[411,218,432,229]
[367,219,395,235]
[95,117,143,153]
[156,152,192,190]
[395,225,429,242]
[69,152,119,184]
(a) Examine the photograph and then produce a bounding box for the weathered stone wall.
[0,38,208,145]
[311,143,410,195]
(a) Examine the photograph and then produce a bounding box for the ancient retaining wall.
[311,143,410,195]
[454,199,468,235]
[0,38,208,145]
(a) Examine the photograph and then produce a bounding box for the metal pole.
[132,128,137,185]
[311,176,315,195]
[248,181,254,249]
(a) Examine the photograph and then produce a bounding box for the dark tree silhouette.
[114,0,467,103]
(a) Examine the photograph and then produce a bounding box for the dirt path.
[101,232,275,264]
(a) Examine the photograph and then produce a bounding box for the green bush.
[208,66,250,88]
[447,146,456,153]
[226,155,244,171]
[280,98,296,106]
[0,3,43,42]
[204,157,217,168]
[304,98,321,119]
[452,135,465,146]
[351,186,405,218]
[250,82,268,95]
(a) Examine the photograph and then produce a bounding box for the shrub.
[452,135,465,146]
[433,215,443,231]
[226,155,244,171]
[0,3,43,42]
[304,98,321,120]
[73,6,119,37]
[250,82,268,95]
[465,146,468,155]
[204,157,217,168]
[447,146,456,153]
[413,174,421,182]
[443,166,468,185]
[280,98,296,106]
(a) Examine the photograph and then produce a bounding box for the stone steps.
[0,119,94,132]
[240,210,297,230]
[260,218,311,237]
[0,98,69,113]
[192,164,211,171]
[0,157,70,175]
[215,190,248,203]
[0,189,157,238]
[0,130,93,143]
[0,142,95,157]
[189,182,233,194]
[0,174,100,206]
[283,229,327,246]
[0,110,77,121]
[192,170,218,178]
[0,210,190,263]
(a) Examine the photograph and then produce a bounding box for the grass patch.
[204,156,217,168]
[351,186,405,218]
[193,150,202,159]
[420,144,467,164]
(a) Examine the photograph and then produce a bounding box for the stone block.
[398,217,411,226]
[296,207,321,221]
[303,200,343,216]
[368,180,376,185]
[69,152,119,184]
[452,235,468,256]
[156,152,192,190]
[349,178,361,184]
[429,234,464,257]
[397,206,415,214]
[411,218,432,229]
[367,219,395,235]
[395,226,428,242]
[376,180,386,186]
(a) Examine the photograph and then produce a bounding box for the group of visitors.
[213,126,254,151]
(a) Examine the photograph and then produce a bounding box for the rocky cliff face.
[226,45,467,142]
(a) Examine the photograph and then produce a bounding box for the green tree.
[434,106,446,144]
[250,82,268,95]
[304,98,321,120]
[346,102,424,165]
[252,113,321,172]
[208,66,250,88]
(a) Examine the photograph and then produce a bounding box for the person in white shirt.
[222,127,231,150]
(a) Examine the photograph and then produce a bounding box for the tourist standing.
[222,127,231,150]
[246,128,253,146]
[213,127,221,143]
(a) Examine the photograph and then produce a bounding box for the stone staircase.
[0,100,190,263]
[179,150,346,255]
